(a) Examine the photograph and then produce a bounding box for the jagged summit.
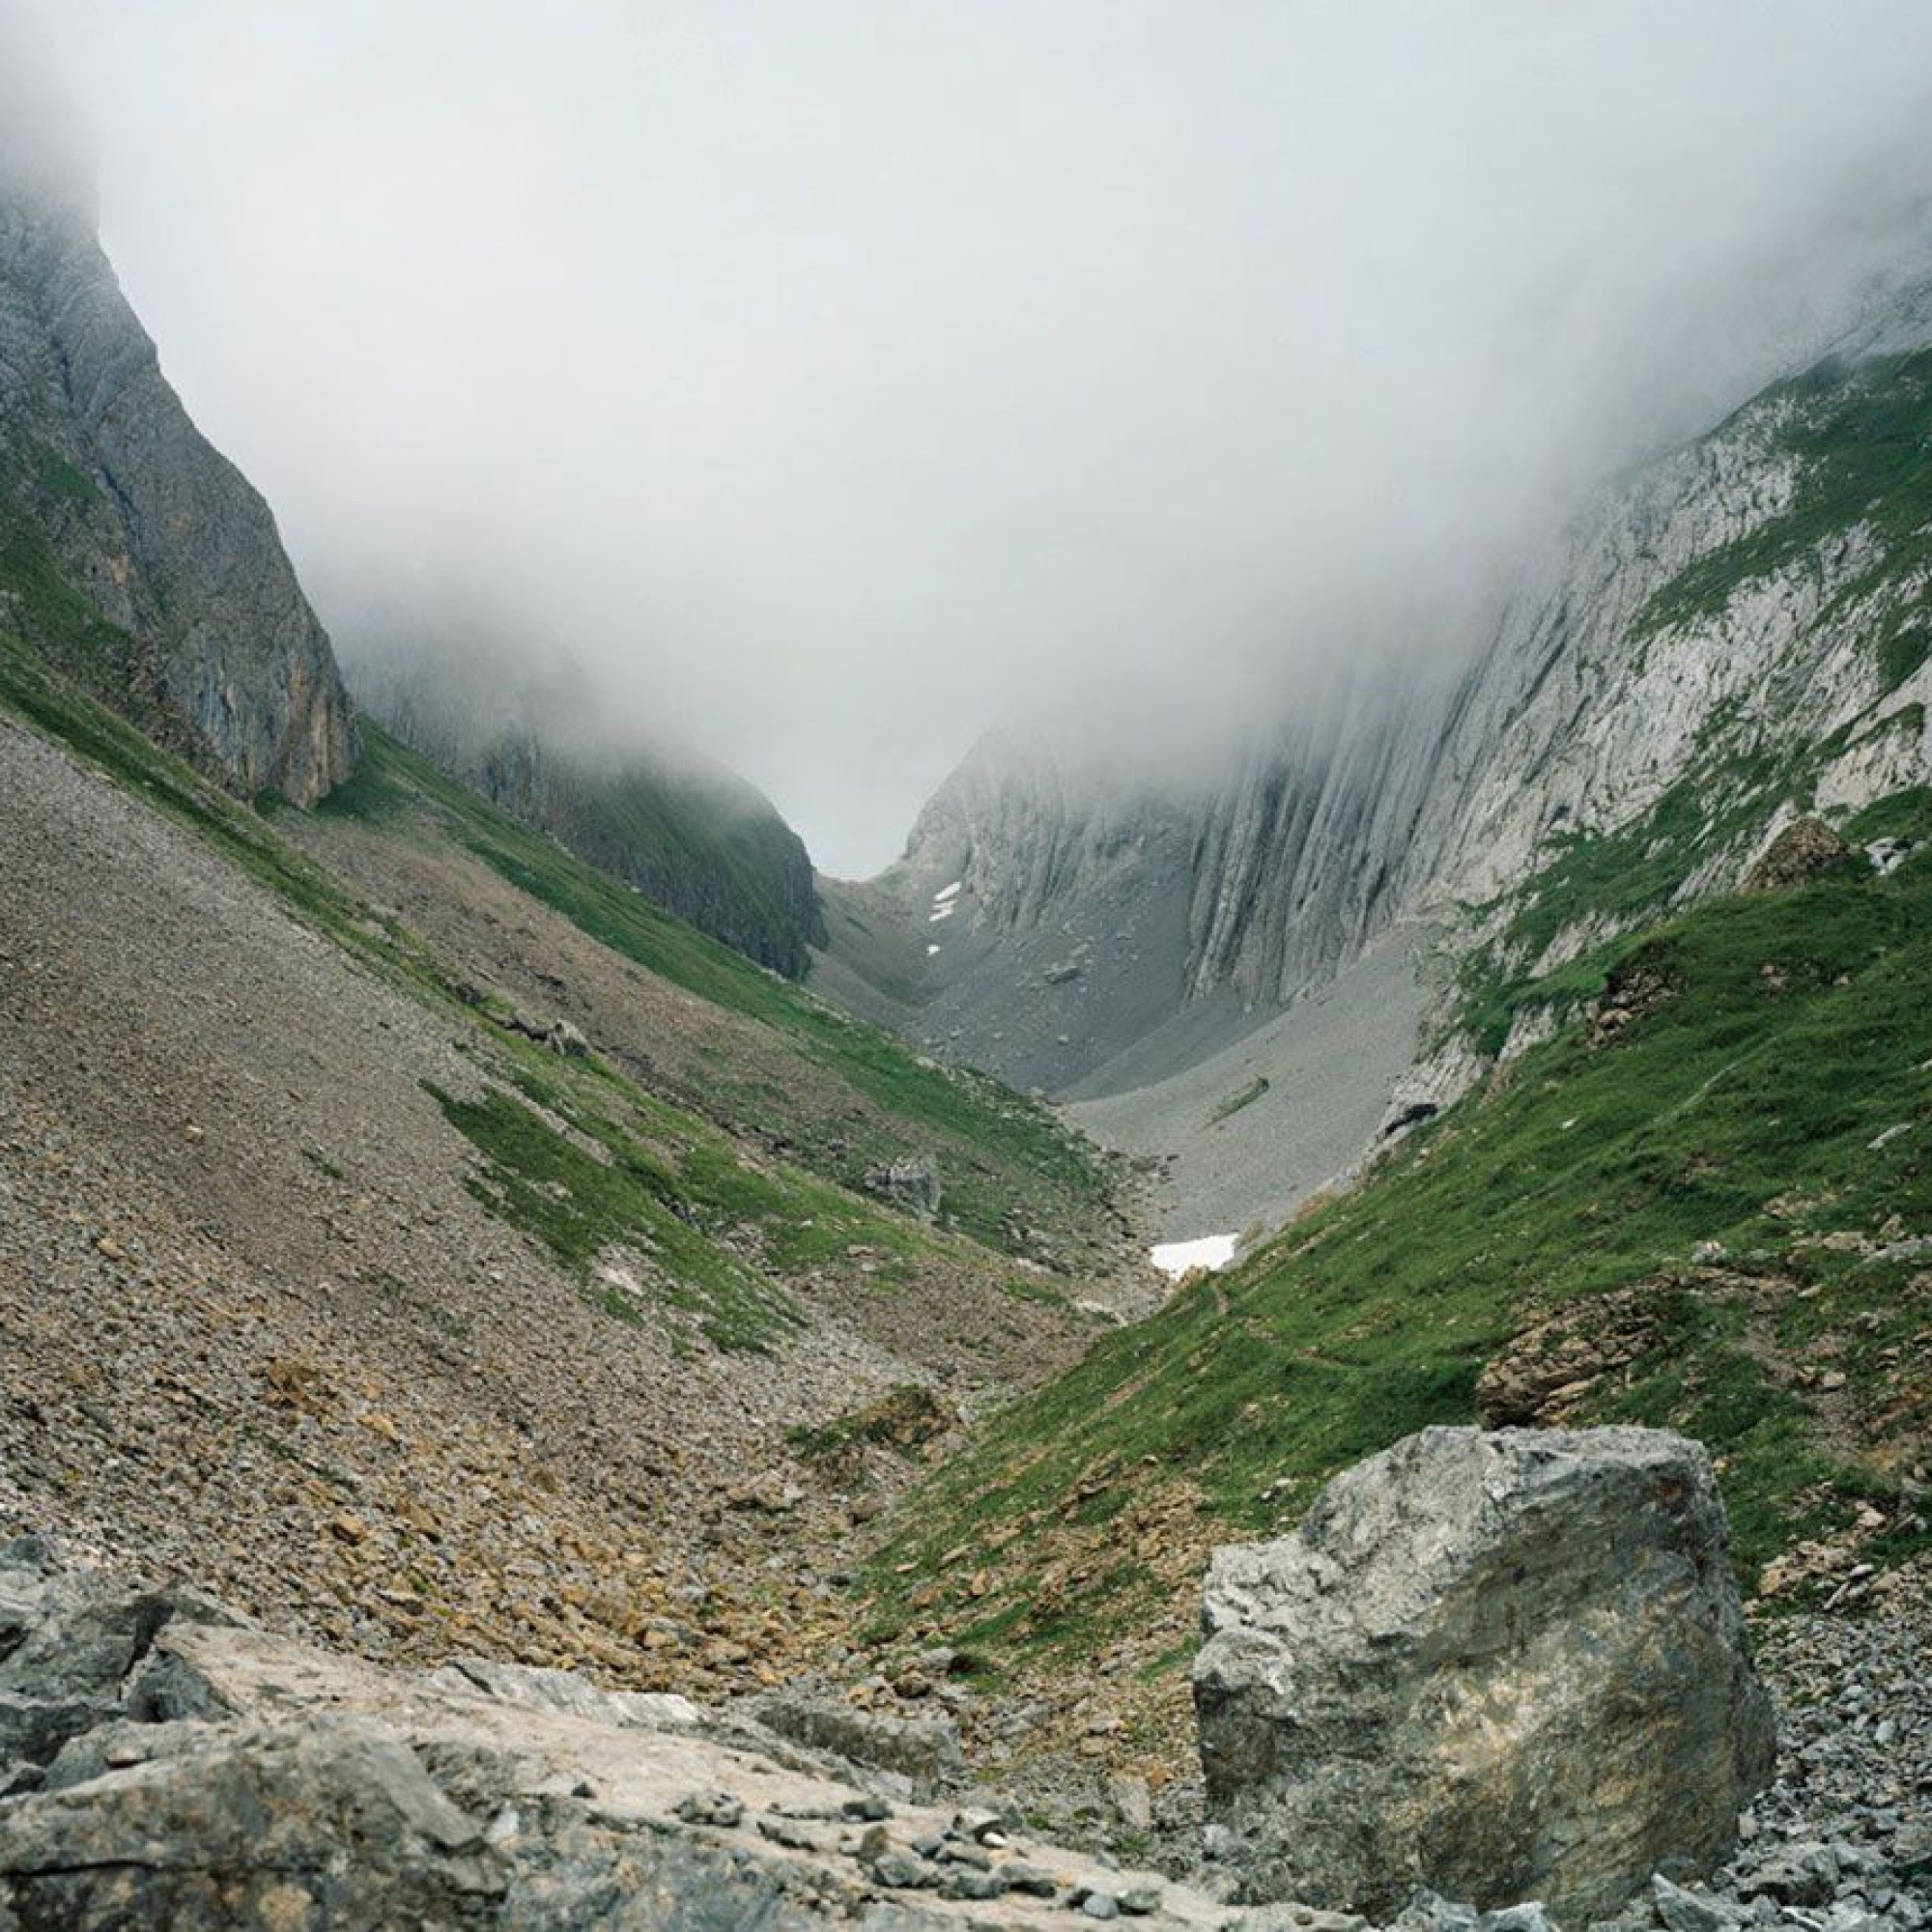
[0,88,355,806]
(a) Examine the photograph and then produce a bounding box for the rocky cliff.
[0,95,355,806]
[865,275,1932,1187]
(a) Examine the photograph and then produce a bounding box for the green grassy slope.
[320,726,1117,1263]
[386,716,828,980]
[0,628,1121,1355]
[863,828,1932,1693]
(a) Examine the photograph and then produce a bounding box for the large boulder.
[1193,1426,1776,1923]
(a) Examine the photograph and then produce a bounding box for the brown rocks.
[1474,1288,1662,1428]
[1741,817,1858,894]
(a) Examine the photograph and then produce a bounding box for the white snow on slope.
[1150,1234,1238,1278]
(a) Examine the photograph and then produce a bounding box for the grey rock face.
[0,153,355,805]
[0,1541,1249,1930]
[1192,1427,1776,1924]
[889,282,1932,1116]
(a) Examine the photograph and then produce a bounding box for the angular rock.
[1653,1872,1745,1932]
[750,1694,962,1798]
[1193,1426,1776,1923]
[861,1153,944,1221]
[433,1656,700,1731]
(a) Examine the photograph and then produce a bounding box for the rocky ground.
[0,1533,1924,1928]
[0,707,1096,1712]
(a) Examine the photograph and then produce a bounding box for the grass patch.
[327,727,1115,1260]
[1634,349,1932,639]
[425,1067,806,1353]
[867,845,1932,1678]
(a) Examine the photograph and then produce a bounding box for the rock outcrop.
[1192,1426,1776,1924]
[0,1538,1248,1929]
[861,1152,945,1221]
[1739,816,1859,894]
[0,75,355,805]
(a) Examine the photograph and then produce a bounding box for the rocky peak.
[0,107,355,806]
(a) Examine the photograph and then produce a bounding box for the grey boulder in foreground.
[1194,1426,1776,1923]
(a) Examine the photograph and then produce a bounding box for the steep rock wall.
[0,138,355,805]
[886,278,1932,1104]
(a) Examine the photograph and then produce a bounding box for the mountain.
[843,283,1932,1797]
[0,91,355,806]
[346,639,826,979]
[834,276,1932,1240]
[0,586,1135,1711]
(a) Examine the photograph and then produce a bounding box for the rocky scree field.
[0,618,1144,1725]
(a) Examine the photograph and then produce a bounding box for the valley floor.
[1064,920,1434,1245]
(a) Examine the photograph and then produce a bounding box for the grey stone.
[1107,1771,1154,1833]
[1653,1873,1744,1932]
[1002,1861,1059,1897]
[938,1866,1008,1901]
[1737,1844,1837,1908]
[868,1849,936,1889]
[435,1656,701,1731]
[861,1153,944,1220]
[1479,1907,1559,1932]
[1195,1427,1776,1923]
[751,1693,962,1798]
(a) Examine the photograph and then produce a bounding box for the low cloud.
[23,0,1932,869]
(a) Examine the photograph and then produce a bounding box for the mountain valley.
[2,63,1932,1932]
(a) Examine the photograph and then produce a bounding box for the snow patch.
[928,903,955,923]
[933,881,962,903]
[926,943,941,956]
[1151,1234,1238,1278]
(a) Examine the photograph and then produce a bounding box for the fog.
[20,2,1932,871]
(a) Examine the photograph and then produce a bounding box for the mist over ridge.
[20,0,1932,871]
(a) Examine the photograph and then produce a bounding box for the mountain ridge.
[347,639,827,978]
[834,275,1932,1238]
[0,145,355,806]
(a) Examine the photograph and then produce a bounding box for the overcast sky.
[21,2,1932,871]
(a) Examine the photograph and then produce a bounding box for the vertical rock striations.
[0,89,355,806]
[891,276,1932,1101]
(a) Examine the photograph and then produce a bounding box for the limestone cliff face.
[0,141,355,805]
[892,276,1932,1093]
